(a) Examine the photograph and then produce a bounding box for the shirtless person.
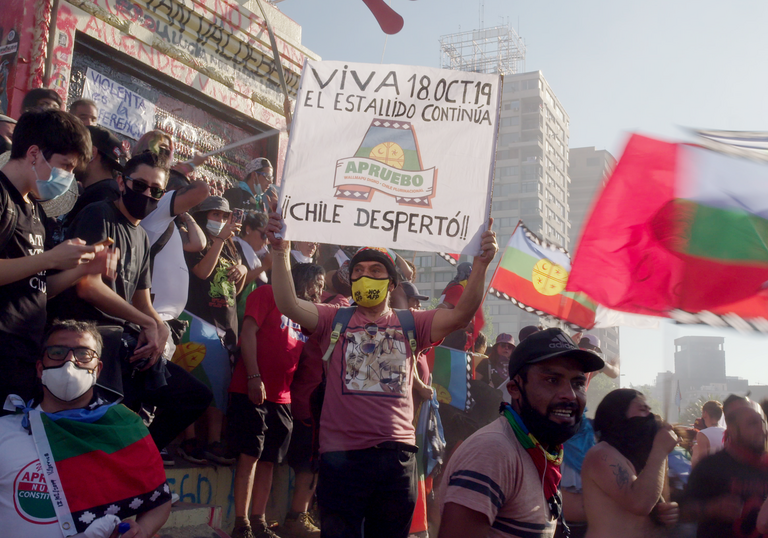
[581,389,679,538]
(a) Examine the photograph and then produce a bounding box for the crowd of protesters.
[0,88,766,538]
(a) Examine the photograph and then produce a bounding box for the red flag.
[568,134,768,323]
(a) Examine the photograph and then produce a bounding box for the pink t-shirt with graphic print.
[310,305,439,453]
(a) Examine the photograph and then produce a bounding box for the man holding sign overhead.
[266,211,498,538]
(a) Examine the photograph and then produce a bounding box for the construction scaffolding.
[439,24,526,75]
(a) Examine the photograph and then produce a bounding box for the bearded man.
[683,396,768,538]
[437,328,605,538]
[581,389,680,538]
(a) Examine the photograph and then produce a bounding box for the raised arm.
[430,219,497,342]
[690,431,710,468]
[266,213,319,332]
[582,426,677,517]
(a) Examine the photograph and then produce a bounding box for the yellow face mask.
[351,276,389,307]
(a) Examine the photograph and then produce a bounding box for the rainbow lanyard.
[501,403,563,465]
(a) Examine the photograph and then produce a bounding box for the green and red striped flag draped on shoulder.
[29,403,171,535]
[489,222,597,330]
[567,133,768,329]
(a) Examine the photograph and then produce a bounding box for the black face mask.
[600,413,660,473]
[517,384,582,447]
[121,187,159,220]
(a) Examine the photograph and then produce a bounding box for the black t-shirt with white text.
[48,200,151,327]
[684,449,768,538]
[0,171,47,401]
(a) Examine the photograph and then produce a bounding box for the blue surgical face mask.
[33,155,75,201]
[206,219,226,237]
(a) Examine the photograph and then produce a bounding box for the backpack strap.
[321,306,356,363]
[394,309,418,358]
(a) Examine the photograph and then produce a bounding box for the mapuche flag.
[29,403,171,535]
[489,222,597,330]
[568,134,768,326]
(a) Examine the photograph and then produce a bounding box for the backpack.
[309,306,418,466]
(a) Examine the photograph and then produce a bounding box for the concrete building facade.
[404,70,571,340]
[568,146,620,360]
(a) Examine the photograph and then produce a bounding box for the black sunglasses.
[125,176,166,200]
[45,345,100,365]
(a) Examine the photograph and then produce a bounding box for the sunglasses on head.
[124,176,166,200]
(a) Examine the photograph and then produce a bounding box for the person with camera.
[175,195,247,465]
[48,150,212,452]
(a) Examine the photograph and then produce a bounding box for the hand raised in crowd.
[215,214,241,242]
[263,187,279,213]
[474,217,498,267]
[652,501,679,527]
[47,238,103,270]
[227,263,248,284]
[652,423,679,455]
[266,212,288,251]
[247,377,266,406]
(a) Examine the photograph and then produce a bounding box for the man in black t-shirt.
[63,125,125,229]
[0,109,106,404]
[683,399,768,538]
[49,150,212,449]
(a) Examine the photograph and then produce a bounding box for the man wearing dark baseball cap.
[400,281,428,310]
[64,125,126,226]
[438,327,603,538]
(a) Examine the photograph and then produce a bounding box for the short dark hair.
[702,400,723,421]
[44,319,104,357]
[68,98,98,112]
[22,88,63,111]
[10,109,91,164]
[291,263,325,297]
[474,332,487,352]
[123,150,170,184]
[241,211,269,237]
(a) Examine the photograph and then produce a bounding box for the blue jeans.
[318,445,417,538]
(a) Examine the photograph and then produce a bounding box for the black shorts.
[227,393,293,463]
[285,417,315,473]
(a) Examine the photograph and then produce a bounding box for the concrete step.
[157,502,229,538]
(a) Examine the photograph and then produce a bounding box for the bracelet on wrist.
[247,373,261,380]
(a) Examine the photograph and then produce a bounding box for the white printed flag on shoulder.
[278,60,501,255]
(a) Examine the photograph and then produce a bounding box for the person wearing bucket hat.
[224,156,276,213]
[438,328,604,538]
[180,195,247,465]
[264,211,498,538]
[0,108,107,406]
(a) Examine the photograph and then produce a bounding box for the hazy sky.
[278,0,768,386]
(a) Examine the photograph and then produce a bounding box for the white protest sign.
[81,68,155,140]
[278,60,501,255]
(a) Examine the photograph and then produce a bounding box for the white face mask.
[206,219,226,237]
[41,361,97,402]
